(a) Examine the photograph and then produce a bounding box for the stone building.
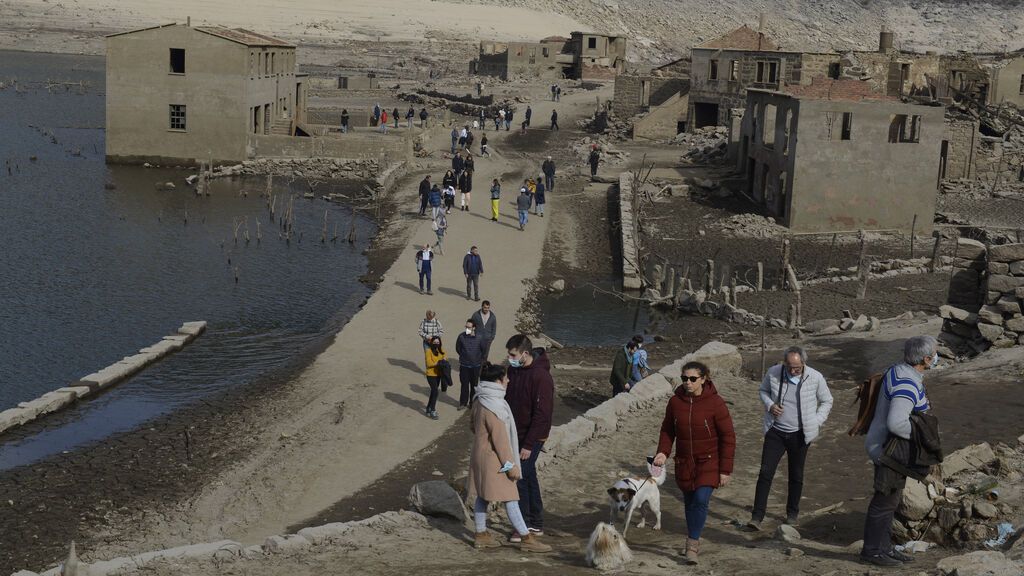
[106,22,308,164]
[471,32,626,81]
[568,31,627,80]
[940,51,1024,108]
[737,77,944,233]
[612,58,690,139]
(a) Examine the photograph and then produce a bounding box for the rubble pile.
[712,213,786,238]
[673,126,729,164]
[571,136,630,166]
[202,157,381,181]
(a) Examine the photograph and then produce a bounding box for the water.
[0,51,376,468]
[538,280,651,347]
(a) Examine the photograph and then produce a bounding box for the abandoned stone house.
[941,51,1024,108]
[737,77,943,233]
[105,22,308,164]
[612,58,690,139]
[471,32,626,81]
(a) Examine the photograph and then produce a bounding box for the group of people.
[609,335,650,395]
[418,300,498,419]
[347,104,429,134]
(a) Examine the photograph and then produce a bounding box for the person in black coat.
[459,170,474,212]
[550,110,559,131]
[418,175,431,216]
[452,153,465,181]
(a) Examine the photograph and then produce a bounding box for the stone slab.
[942,442,996,479]
[178,320,208,337]
[262,534,312,554]
[55,386,92,400]
[988,243,1024,263]
[297,522,354,545]
[956,238,987,260]
[988,274,1024,293]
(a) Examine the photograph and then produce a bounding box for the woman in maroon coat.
[653,361,736,566]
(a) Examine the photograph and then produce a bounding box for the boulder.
[839,318,855,331]
[978,306,1005,325]
[988,243,1024,263]
[408,481,467,521]
[803,319,840,333]
[956,238,987,260]
[548,279,566,293]
[978,323,1004,342]
[851,314,870,331]
[1011,261,1024,276]
[937,551,1021,576]
[775,524,801,543]
[1006,316,1024,333]
[988,274,1024,293]
[942,442,997,479]
[813,325,843,336]
[688,341,742,377]
[972,501,998,519]
[955,257,987,271]
[898,478,933,521]
[938,506,962,531]
[940,305,975,323]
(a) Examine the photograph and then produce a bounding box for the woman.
[459,166,473,212]
[652,361,736,566]
[432,212,447,255]
[469,363,551,553]
[489,179,501,222]
[392,107,400,129]
[423,336,447,420]
[480,134,490,157]
[630,335,649,385]
[443,184,456,214]
[442,169,457,191]
[534,174,546,217]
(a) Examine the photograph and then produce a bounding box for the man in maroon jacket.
[504,334,554,539]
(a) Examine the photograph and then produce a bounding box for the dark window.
[169,48,185,74]
[888,114,921,143]
[542,47,549,58]
[756,61,779,84]
[828,62,841,79]
[588,37,597,49]
[1019,73,1024,95]
[169,104,186,131]
[768,62,778,83]
[841,112,853,140]
[709,59,719,80]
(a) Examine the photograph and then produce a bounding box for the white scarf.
[475,380,520,465]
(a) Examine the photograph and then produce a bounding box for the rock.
[978,306,1005,325]
[548,279,565,293]
[263,534,311,553]
[956,238,987,260]
[1010,261,1024,276]
[988,274,1024,293]
[775,524,801,543]
[988,261,1011,275]
[786,547,804,557]
[941,305,975,322]
[937,551,1020,576]
[408,481,467,521]
[988,243,1024,263]
[851,314,870,331]
[942,442,997,479]
[813,325,843,336]
[962,523,990,542]
[1005,316,1024,333]
[978,322,1004,342]
[803,319,840,333]
[839,318,855,331]
[973,501,998,519]
[868,316,881,331]
[899,478,933,521]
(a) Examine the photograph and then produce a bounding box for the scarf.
[475,380,519,466]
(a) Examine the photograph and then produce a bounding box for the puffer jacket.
[759,364,833,443]
[657,381,736,492]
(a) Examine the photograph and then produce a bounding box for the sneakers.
[527,527,544,536]
[745,518,762,532]
[887,548,914,563]
[860,553,902,567]
[785,514,800,527]
[518,533,552,553]
[425,409,439,420]
[474,531,501,549]
[509,533,521,543]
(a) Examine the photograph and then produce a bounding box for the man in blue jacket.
[463,246,484,301]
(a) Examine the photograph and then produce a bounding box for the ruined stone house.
[737,77,943,233]
[106,22,308,164]
[939,51,1024,108]
[471,32,626,81]
[613,58,690,139]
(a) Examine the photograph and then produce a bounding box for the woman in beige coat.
[469,363,551,553]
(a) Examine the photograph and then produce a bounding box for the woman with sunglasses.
[652,361,736,566]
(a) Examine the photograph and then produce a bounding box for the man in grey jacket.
[470,301,497,361]
[859,335,938,567]
[747,346,833,531]
[456,318,487,408]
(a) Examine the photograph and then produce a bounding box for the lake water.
[0,50,376,469]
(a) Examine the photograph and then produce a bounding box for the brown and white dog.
[606,462,666,538]
[585,522,633,571]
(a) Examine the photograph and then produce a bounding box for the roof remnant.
[696,24,779,52]
[780,77,897,102]
[195,26,294,47]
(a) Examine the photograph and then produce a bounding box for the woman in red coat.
[653,361,736,566]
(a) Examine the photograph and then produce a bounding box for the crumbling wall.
[940,239,1024,355]
[973,131,1024,186]
[613,75,688,119]
[943,118,979,181]
[633,93,689,140]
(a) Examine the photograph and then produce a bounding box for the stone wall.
[943,118,979,181]
[618,173,642,290]
[940,238,1024,355]
[247,133,412,160]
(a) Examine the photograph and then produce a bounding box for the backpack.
[848,371,886,436]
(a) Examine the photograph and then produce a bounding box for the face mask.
[508,357,522,368]
[465,329,473,335]
[929,353,939,368]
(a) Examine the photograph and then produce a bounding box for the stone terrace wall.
[940,238,1024,355]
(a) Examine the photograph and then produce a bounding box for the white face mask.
[465,328,473,335]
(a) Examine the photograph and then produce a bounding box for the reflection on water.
[538,281,651,347]
[0,51,376,469]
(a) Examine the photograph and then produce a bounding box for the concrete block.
[630,373,672,402]
[545,415,597,459]
[988,243,1024,263]
[297,522,354,545]
[178,321,208,337]
[804,319,840,333]
[956,238,987,260]
[942,442,996,479]
[163,333,190,344]
[987,274,1024,293]
[141,340,178,356]
[262,534,312,554]
[55,386,92,400]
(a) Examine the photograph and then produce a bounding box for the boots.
[474,531,501,549]
[684,538,700,565]
[518,533,552,553]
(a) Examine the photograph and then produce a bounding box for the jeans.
[340,125,348,133]
[419,196,427,215]
[537,202,545,216]
[517,440,544,529]
[481,338,493,361]
[518,209,528,229]
[425,375,440,412]
[418,262,432,292]
[458,365,480,406]
[752,428,809,522]
[431,206,442,220]
[544,175,554,192]
[861,465,905,556]
[490,199,500,220]
[407,118,413,128]
[466,274,480,300]
[683,486,714,540]
[451,138,457,154]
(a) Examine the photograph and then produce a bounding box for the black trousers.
[458,365,480,407]
[481,338,493,362]
[861,465,906,556]
[425,375,440,412]
[752,427,809,522]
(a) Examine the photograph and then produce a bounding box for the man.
[525,105,532,127]
[551,84,557,101]
[609,340,637,395]
[516,186,532,231]
[541,156,556,193]
[415,244,434,295]
[340,109,349,134]
[588,145,600,178]
[450,127,458,154]
[417,175,431,217]
[471,301,497,361]
[506,109,513,131]
[452,152,465,182]
[456,319,486,408]
[550,109,559,131]
[417,309,443,349]
[419,107,428,128]
[463,246,484,301]
[406,106,415,129]
[497,108,505,131]
[860,336,939,567]
[555,85,561,101]
[459,126,469,150]
[505,334,554,538]
[392,107,400,129]
[747,346,833,531]
[428,184,443,220]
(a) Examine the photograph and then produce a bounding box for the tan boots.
[474,531,501,549]
[684,537,700,565]
[519,533,553,553]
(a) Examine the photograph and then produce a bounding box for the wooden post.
[857,229,867,271]
[705,259,715,294]
[795,289,802,327]
[665,267,676,298]
[857,257,870,299]
[780,238,791,288]
[760,302,768,375]
[756,262,764,292]
[730,276,738,307]
[826,233,837,270]
[787,304,798,329]
[910,214,917,258]
[929,233,941,273]
[785,264,801,292]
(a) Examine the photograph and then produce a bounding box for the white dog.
[585,522,633,571]
[606,461,666,538]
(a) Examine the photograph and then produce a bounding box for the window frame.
[708,59,719,81]
[169,104,187,132]
[169,48,185,75]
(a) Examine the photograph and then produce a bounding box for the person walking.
[505,109,513,131]
[373,102,381,124]
[463,246,483,301]
[542,156,556,192]
[550,84,557,101]
[471,300,497,361]
[496,109,504,131]
[859,336,940,567]
[609,340,637,395]
[747,346,833,531]
[428,184,443,220]
[534,175,546,217]
[450,127,459,154]
[555,85,561,101]
[550,109,558,131]
[466,129,475,152]
[524,105,532,127]
[422,335,446,420]
[340,109,350,134]
[432,212,447,255]
[443,184,456,214]
[418,175,431,217]
[480,133,490,157]
[419,107,429,128]
[464,153,475,176]
[489,179,501,221]
[588,145,600,178]
[516,186,531,231]
[456,319,487,408]
[469,363,552,553]
[479,108,486,132]
[442,169,456,191]
[459,167,473,212]
[629,335,650,386]
[416,245,435,295]
[459,126,469,150]
[505,334,554,539]
[392,107,400,129]
[418,309,443,349]
[406,106,415,129]
[452,152,464,183]
[379,109,389,134]
[653,361,736,566]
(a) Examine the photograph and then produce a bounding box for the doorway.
[693,102,719,129]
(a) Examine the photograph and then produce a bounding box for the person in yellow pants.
[490,179,501,222]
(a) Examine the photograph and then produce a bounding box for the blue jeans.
[544,175,554,192]
[518,210,528,228]
[418,261,432,292]
[683,486,714,540]
[517,440,544,529]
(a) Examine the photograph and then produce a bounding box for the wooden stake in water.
[910,214,917,258]
[929,233,941,273]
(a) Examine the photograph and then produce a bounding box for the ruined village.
[2,1,1024,575]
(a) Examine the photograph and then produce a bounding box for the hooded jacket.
[505,348,554,451]
[463,251,484,276]
[657,381,736,492]
[759,364,833,444]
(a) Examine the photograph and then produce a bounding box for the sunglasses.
[683,375,703,383]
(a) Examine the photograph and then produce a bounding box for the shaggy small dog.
[585,522,633,571]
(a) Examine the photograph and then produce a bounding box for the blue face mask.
[508,357,522,368]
